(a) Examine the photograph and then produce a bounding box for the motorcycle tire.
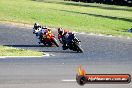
[48,42,52,47]
[42,42,47,46]
[75,43,83,53]
[52,38,59,47]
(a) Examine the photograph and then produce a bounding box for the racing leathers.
[58,30,74,50]
[33,26,47,44]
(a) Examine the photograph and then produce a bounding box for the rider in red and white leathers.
[58,28,74,50]
[33,23,48,44]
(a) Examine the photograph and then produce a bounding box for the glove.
[59,40,63,44]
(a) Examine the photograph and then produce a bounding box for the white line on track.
[80,32,86,35]
[127,37,131,39]
[0,56,43,58]
[0,57,6,59]
[73,31,132,39]
[0,53,52,58]
[106,35,114,37]
[61,79,76,82]
[98,34,105,36]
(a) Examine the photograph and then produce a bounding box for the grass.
[0,0,132,37]
[0,45,43,56]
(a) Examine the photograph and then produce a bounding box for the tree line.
[65,0,132,6]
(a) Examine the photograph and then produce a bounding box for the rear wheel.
[52,38,59,47]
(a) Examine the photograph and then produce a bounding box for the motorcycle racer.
[32,23,59,47]
[33,23,41,33]
[33,23,48,44]
[58,28,83,52]
[58,28,73,50]
[33,23,41,44]
[41,26,52,40]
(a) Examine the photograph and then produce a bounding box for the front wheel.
[52,38,59,47]
[75,43,83,53]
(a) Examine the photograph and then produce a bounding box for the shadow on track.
[4,45,78,53]
[41,50,78,54]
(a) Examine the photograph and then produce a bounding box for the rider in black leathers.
[58,28,74,50]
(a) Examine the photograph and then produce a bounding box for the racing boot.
[62,43,68,50]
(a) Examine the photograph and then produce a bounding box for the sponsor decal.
[76,66,131,85]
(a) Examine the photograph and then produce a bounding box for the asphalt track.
[0,23,132,88]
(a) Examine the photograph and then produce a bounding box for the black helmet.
[42,26,48,29]
[58,28,64,35]
[34,23,40,29]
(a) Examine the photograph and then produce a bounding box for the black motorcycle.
[62,33,83,53]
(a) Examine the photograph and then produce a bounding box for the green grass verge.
[0,0,132,37]
[0,45,43,56]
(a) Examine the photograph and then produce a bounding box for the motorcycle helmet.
[34,23,40,29]
[42,26,46,29]
[58,28,64,35]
